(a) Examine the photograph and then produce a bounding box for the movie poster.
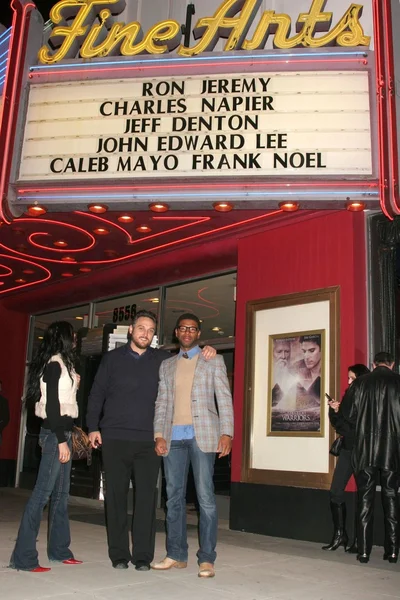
[267,330,325,436]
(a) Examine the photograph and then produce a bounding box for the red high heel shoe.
[30,566,51,572]
[62,559,83,565]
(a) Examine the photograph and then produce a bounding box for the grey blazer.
[154,353,234,454]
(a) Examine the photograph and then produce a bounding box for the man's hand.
[202,345,216,360]
[155,437,168,456]
[58,441,71,463]
[217,435,232,458]
[89,431,102,448]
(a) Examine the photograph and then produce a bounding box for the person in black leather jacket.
[341,351,400,564]
[322,364,370,553]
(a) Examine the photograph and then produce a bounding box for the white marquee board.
[19,70,373,181]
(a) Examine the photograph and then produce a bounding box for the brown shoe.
[152,557,187,570]
[198,562,215,578]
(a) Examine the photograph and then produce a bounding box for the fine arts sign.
[38,0,370,64]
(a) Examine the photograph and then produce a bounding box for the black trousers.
[355,467,400,556]
[102,438,161,564]
[330,449,353,505]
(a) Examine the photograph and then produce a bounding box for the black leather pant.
[355,468,399,556]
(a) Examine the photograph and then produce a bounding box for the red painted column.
[231,211,367,483]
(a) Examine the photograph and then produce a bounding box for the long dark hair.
[348,363,370,378]
[26,321,76,404]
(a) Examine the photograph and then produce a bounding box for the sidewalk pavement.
[1,488,400,600]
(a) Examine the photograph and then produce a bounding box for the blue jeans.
[163,437,217,564]
[10,428,74,570]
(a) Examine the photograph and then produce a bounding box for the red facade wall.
[0,304,29,460]
[231,211,368,482]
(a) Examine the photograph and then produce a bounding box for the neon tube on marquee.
[38,0,370,65]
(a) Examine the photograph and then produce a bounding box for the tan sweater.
[172,354,198,425]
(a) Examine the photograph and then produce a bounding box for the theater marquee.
[19,71,372,181]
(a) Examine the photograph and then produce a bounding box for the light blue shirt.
[171,345,201,440]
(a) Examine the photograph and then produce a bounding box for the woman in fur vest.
[10,321,82,572]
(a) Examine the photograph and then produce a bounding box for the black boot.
[345,538,358,553]
[322,502,349,551]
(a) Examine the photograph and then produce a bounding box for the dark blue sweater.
[86,344,170,441]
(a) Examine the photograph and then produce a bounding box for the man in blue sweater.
[87,310,214,572]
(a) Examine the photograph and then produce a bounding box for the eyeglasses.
[177,326,199,333]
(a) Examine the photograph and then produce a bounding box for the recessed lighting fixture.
[213,202,233,212]
[61,272,74,277]
[26,204,47,216]
[136,225,152,233]
[279,201,299,212]
[22,269,35,275]
[93,227,110,235]
[88,204,108,214]
[54,240,68,247]
[149,203,169,213]
[37,336,43,340]
[79,267,92,273]
[346,200,366,212]
[15,278,26,283]
[118,215,134,223]
[75,316,84,320]
[228,335,233,338]
[211,327,221,332]
[61,256,77,262]
[148,297,159,303]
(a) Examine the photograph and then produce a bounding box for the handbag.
[329,436,343,457]
[71,426,92,465]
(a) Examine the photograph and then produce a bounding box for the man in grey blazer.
[153,313,234,578]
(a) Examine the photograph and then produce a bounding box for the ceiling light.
[149,203,169,213]
[22,269,35,274]
[37,336,43,340]
[61,272,74,277]
[26,204,47,216]
[346,200,366,212]
[15,278,26,283]
[279,201,299,212]
[54,240,68,247]
[211,327,221,331]
[136,225,152,233]
[88,204,108,214]
[213,202,233,212]
[79,267,91,273]
[118,215,134,223]
[75,316,84,320]
[148,297,159,303]
[61,256,76,262]
[93,227,110,235]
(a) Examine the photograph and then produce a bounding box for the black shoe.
[383,553,398,563]
[135,560,151,571]
[357,553,369,564]
[112,560,129,569]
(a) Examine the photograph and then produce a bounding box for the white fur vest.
[35,354,79,420]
